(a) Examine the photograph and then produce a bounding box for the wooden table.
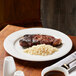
[0,25,76,76]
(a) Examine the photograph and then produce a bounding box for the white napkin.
[52,51,76,68]
[44,51,76,73]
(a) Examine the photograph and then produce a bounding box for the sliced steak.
[19,34,62,47]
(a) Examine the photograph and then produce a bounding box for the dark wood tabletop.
[0,25,76,76]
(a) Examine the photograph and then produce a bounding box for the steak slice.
[19,35,33,47]
[19,34,62,47]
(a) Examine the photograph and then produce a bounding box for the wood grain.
[0,0,41,30]
[0,25,76,76]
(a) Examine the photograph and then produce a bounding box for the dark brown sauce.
[44,70,65,76]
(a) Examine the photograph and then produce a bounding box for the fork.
[61,59,76,73]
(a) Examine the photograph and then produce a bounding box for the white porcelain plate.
[4,28,72,61]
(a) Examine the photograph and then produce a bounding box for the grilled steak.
[19,34,62,47]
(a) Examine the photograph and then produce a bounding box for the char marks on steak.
[19,34,62,47]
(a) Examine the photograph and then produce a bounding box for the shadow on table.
[13,46,75,69]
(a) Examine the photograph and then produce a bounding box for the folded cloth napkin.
[53,51,76,68]
[44,51,76,73]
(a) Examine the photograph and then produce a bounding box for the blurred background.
[0,0,76,35]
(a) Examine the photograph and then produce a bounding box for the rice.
[24,44,58,56]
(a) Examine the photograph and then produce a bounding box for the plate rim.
[3,28,73,61]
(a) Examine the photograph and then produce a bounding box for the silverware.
[69,66,76,73]
[61,59,76,69]
[61,59,76,73]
